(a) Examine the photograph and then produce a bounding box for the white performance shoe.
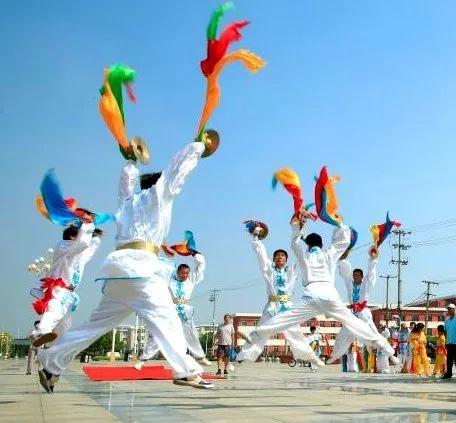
[197,357,212,366]
[134,361,145,371]
[309,356,325,368]
[228,363,235,372]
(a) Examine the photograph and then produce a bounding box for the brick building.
[371,306,447,336]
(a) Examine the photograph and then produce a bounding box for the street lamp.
[27,248,53,277]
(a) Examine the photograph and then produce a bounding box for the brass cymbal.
[201,129,220,158]
[131,136,150,165]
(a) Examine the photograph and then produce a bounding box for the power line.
[423,280,439,332]
[380,275,397,327]
[391,229,411,312]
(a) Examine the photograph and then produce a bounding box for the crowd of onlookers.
[339,303,456,378]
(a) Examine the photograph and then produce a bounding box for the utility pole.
[391,229,411,314]
[423,280,439,332]
[380,275,397,328]
[209,289,220,357]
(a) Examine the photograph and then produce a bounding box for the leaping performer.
[239,167,398,366]
[135,232,212,369]
[237,169,323,367]
[328,213,401,366]
[30,170,108,349]
[37,64,218,391]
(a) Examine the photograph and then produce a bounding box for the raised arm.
[118,160,139,206]
[364,256,378,293]
[189,252,206,286]
[57,223,95,257]
[328,224,351,263]
[251,236,272,274]
[290,219,307,271]
[159,142,205,198]
[338,259,353,301]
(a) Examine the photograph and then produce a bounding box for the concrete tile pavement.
[1,359,456,422]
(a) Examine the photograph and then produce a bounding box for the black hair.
[177,264,190,273]
[93,228,103,237]
[273,249,288,260]
[304,233,323,249]
[224,314,231,319]
[63,225,79,240]
[34,320,40,326]
[412,322,425,333]
[437,324,445,333]
[353,268,364,277]
[310,326,316,332]
[140,172,162,190]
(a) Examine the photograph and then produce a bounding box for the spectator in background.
[215,314,235,376]
[410,323,430,376]
[434,324,447,377]
[442,303,456,380]
[26,320,41,375]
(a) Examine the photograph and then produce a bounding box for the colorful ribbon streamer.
[370,212,401,248]
[314,166,343,226]
[197,2,265,137]
[99,64,136,157]
[36,169,114,227]
[272,167,316,219]
[162,231,197,257]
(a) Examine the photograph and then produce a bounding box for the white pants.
[346,350,359,372]
[38,280,203,379]
[395,351,411,372]
[244,295,394,363]
[330,308,388,362]
[31,287,73,338]
[141,318,205,361]
[237,309,317,362]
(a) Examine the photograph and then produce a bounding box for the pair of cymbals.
[131,129,220,165]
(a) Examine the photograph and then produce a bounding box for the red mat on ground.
[83,365,224,381]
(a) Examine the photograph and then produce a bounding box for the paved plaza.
[1,359,456,422]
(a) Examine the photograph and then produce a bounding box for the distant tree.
[199,332,213,355]
[0,332,13,357]
[86,331,125,356]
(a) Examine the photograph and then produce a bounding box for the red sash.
[32,277,70,315]
[348,301,368,313]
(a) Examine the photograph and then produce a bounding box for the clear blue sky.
[1,1,456,336]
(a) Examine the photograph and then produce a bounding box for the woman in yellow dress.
[433,324,447,377]
[409,323,430,376]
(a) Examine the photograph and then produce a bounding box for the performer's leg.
[183,319,206,360]
[38,285,132,376]
[322,300,395,360]
[26,346,35,375]
[131,280,203,379]
[135,331,160,370]
[284,326,320,362]
[329,326,354,363]
[238,299,318,362]
[32,292,68,338]
[237,313,273,361]
[140,331,160,361]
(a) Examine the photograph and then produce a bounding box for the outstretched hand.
[369,246,379,259]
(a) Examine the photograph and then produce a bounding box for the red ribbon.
[32,277,70,315]
[348,301,368,313]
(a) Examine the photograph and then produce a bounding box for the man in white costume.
[237,226,322,366]
[38,141,214,392]
[240,217,396,365]
[329,247,392,363]
[31,223,102,348]
[136,251,211,369]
